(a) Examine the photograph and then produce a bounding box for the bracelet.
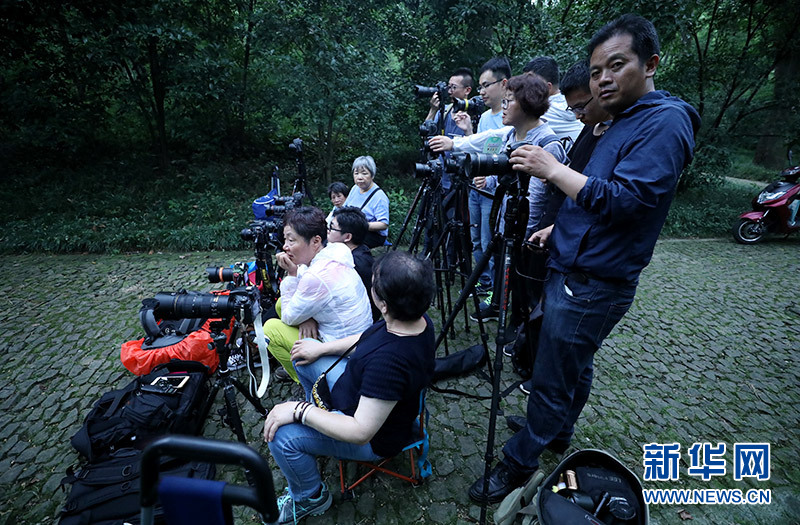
[293,401,306,423]
[301,404,312,425]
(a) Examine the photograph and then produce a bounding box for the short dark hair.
[372,251,434,321]
[522,57,559,87]
[327,181,349,198]
[332,206,368,245]
[507,73,550,119]
[560,59,591,97]
[452,67,474,88]
[587,14,660,65]
[479,57,511,81]
[283,206,327,243]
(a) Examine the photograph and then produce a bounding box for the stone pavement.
[0,238,798,524]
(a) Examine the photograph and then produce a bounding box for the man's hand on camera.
[428,136,453,153]
[276,252,298,276]
[291,338,323,366]
[298,318,319,340]
[453,111,473,136]
[509,145,559,180]
[429,92,440,111]
[528,224,553,248]
[473,176,487,189]
[511,145,588,200]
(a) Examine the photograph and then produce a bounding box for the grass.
[0,155,761,254]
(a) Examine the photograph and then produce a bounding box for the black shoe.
[468,461,528,504]
[505,416,570,454]
[273,366,293,383]
[470,302,499,322]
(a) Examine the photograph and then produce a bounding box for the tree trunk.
[147,35,169,172]
[754,45,799,168]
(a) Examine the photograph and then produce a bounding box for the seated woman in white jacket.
[264,206,372,383]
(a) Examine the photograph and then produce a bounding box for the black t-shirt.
[330,315,435,457]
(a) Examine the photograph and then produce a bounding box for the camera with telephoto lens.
[451,96,485,116]
[414,81,448,99]
[464,141,530,179]
[152,287,261,325]
[414,153,467,179]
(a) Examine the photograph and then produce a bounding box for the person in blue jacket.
[469,13,702,503]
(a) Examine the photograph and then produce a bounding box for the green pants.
[263,298,301,382]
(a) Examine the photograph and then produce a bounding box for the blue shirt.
[432,106,467,190]
[549,91,701,283]
[344,184,389,238]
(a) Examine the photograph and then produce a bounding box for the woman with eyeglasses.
[342,156,390,249]
[262,206,373,383]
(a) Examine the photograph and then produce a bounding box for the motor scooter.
[732,154,800,244]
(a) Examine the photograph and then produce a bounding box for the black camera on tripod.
[414,153,467,179]
[152,287,261,325]
[464,141,530,179]
[451,96,485,116]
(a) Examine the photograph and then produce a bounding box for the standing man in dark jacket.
[469,14,702,503]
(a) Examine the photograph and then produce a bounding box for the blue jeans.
[469,189,494,287]
[502,271,636,473]
[267,353,381,500]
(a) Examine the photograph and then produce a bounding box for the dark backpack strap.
[359,186,384,210]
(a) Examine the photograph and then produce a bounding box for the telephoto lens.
[206,266,237,283]
[451,96,486,116]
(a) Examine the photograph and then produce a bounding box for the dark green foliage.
[662,180,754,237]
[2,0,795,251]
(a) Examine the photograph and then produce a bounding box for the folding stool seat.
[338,389,431,498]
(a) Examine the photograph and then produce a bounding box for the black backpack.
[59,448,215,525]
[70,360,211,463]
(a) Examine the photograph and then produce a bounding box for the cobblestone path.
[0,238,798,524]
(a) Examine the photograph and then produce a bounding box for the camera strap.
[252,303,271,398]
[359,186,384,210]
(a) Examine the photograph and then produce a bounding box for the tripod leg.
[478,237,515,525]
[393,178,427,250]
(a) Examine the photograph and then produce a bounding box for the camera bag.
[58,447,215,525]
[495,449,648,525]
[120,296,222,376]
[70,360,211,463]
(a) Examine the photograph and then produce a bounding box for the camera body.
[451,96,485,116]
[415,153,467,180]
[464,140,530,179]
[414,81,448,100]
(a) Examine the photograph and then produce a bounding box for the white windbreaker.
[278,242,373,342]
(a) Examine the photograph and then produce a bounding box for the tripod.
[432,172,534,525]
[201,318,268,445]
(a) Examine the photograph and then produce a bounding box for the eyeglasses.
[478,79,504,92]
[327,224,343,232]
[446,84,463,92]
[501,98,516,110]
[566,97,593,115]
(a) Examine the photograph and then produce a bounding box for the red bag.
[120,320,220,376]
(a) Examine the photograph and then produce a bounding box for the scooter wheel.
[732,218,765,244]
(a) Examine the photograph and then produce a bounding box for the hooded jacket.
[279,242,373,342]
[549,90,702,283]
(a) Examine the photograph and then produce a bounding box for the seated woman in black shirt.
[263,251,435,524]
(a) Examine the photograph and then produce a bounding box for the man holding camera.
[466,57,512,298]
[469,14,701,503]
